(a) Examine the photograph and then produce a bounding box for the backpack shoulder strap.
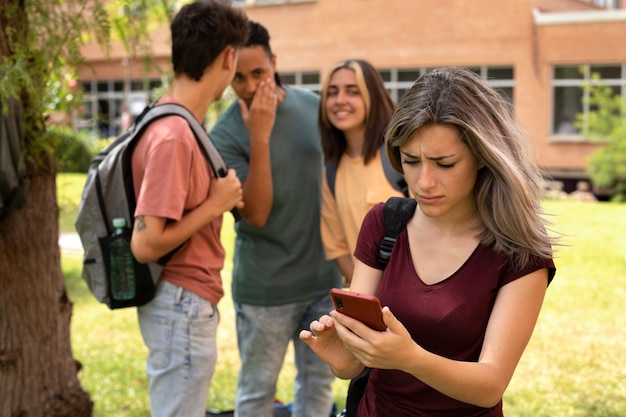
[136,103,228,177]
[325,158,338,198]
[380,144,409,197]
[135,103,241,222]
[378,197,417,267]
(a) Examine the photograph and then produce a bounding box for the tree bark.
[0,1,92,416]
[0,169,93,417]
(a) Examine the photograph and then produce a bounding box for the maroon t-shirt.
[354,202,555,417]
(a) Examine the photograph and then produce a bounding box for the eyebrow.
[328,83,359,90]
[400,150,456,161]
[235,67,264,76]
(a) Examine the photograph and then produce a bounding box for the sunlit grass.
[60,174,626,416]
[57,173,87,233]
[502,200,626,417]
[65,213,348,416]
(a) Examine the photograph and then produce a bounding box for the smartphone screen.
[329,288,386,331]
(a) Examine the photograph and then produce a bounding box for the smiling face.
[400,124,481,221]
[231,45,276,108]
[324,68,367,138]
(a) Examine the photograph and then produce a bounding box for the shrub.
[48,125,94,173]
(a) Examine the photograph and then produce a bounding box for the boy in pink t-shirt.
[128,3,248,417]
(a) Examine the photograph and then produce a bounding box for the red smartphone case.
[329,288,386,331]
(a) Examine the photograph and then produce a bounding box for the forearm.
[331,361,365,380]
[131,202,222,262]
[335,255,355,286]
[240,139,273,226]
[403,347,509,408]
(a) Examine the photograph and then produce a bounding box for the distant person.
[319,59,407,285]
[129,2,248,416]
[569,181,597,201]
[210,21,341,417]
[300,67,557,416]
[556,116,577,134]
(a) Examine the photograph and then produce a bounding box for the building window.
[583,0,622,8]
[380,65,515,104]
[552,63,626,137]
[280,71,320,93]
[77,78,162,138]
[377,68,422,103]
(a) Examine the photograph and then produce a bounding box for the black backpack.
[75,102,236,309]
[326,144,408,198]
[340,197,417,417]
[0,96,29,220]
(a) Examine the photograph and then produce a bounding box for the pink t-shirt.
[132,98,224,305]
[354,202,555,417]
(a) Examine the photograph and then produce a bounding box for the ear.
[224,47,236,71]
[270,53,277,72]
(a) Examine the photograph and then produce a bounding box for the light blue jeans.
[138,280,220,417]
[234,295,336,417]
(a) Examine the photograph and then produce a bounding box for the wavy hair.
[319,59,395,165]
[385,66,555,267]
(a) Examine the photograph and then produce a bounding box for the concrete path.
[59,233,83,253]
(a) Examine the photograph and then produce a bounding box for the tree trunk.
[0,169,93,417]
[0,1,92,416]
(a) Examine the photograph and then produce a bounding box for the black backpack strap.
[341,197,416,416]
[343,367,371,417]
[378,197,417,267]
[325,158,338,197]
[380,144,409,197]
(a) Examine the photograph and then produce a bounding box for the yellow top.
[321,150,405,261]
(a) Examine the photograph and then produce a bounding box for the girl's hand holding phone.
[329,288,386,331]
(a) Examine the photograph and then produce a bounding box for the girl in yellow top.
[319,59,406,285]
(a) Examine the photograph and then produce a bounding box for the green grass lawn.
[59,174,626,416]
[57,173,88,233]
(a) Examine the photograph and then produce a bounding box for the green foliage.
[206,87,237,129]
[45,71,83,114]
[47,126,93,173]
[1,0,111,164]
[0,0,179,166]
[107,0,178,73]
[583,74,626,201]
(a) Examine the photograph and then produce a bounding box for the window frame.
[280,70,320,93]
[379,65,515,104]
[78,77,162,138]
[551,63,626,142]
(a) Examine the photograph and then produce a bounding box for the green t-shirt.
[211,86,341,306]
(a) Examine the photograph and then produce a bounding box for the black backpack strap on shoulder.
[378,197,417,267]
[325,157,338,197]
[380,144,409,197]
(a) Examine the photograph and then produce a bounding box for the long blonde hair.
[385,67,555,268]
